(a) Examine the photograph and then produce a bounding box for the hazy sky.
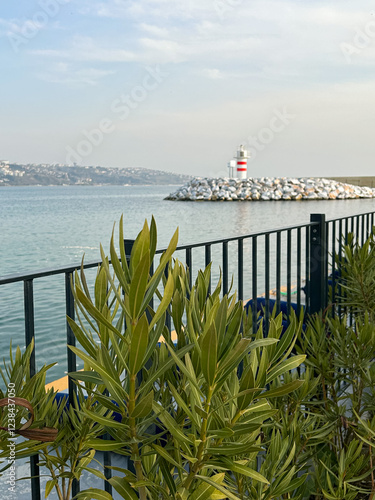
[1,0,375,177]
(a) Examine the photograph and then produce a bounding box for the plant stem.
[129,374,147,500]
[183,386,214,490]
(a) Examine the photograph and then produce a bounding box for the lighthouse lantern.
[235,145,249,180]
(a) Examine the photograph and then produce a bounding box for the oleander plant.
[1,220,375,499]
[67,217,308,499]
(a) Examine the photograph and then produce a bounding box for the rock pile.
[166,177,375,201]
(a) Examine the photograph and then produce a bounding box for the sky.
[1,0,375,177]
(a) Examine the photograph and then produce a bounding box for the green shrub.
[68,218,307,499]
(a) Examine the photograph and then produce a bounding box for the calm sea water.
[1,185,375,382]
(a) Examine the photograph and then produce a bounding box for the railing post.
[309,214,327,315]
[24,279,41,500]
[124,239,134,257]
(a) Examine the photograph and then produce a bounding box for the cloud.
[202,68,224,79]
[138,23,170,37]
[31,36,136,62]
[38,63,116,86]
[22,0,375,89]
[0,17,44,36]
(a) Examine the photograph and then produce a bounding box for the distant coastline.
[0,162,191,187]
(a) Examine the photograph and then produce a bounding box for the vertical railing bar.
[276,232,281,315]
[349,218,354,326]
[287,230,292,319]
[297,228,301,315]
[165,263,172,332]
[338,219,343,317]
[356,215,360,243]
[223,241,229,296]
[24,280,36,375]
[305,227,310,313]
[331,222,336,317]
[367,214,370,238]
[205,244,212,296]
[345,218,349,244]
[186,247,192,291]
[309,214,327,315]
[265,234,270,333]
[149,260,154,311]
[238,239,244,302]
[252,236,258,334]
[325,222,329,311]
[361,214,365,245]
[65,272,81,497]
[24,279,41,500]
[66,272,77,404]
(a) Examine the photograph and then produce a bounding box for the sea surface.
[1,184,375,382]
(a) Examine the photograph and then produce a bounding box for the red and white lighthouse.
[235,145,249,179]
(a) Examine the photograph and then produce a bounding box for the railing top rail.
[0,221,318,286]
[157,221,319,253]
[0,260,103,286]
[326,210,375,224]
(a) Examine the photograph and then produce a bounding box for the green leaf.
[220,458,269,484]
[69,370,103,386]
[83,408,125,429]
[172,290,184,335]
[129,252,150,319]
[95,266,108,312]
[149,273,175,329]
[110,229,129,293]
[152,444,183,470]
[108,476,138,500]
[200,323,217,387]
[238,365,255,411]
[45,479,57,498]
[131,390,154,418]
[207,443,262,456]
[84,439,128,452]
[140,344,194,395]
[168,383,200,427]
[67,318,98,359]
[189,473,225,500]
[164,343,203,396]
[260,379,305,398]
[215,296,228,353]
[68,346,127,405]
[266,355,306,384]
[207,427,234,438]
[75,488,114,500]
[130,220,150,274]
[149,216,157,262]
[75,287,121,338]
[153,402,192,446]
[196,475,241,500]
[129,313,149,375]
[147,228,178,294]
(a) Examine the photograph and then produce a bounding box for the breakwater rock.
[165,177,375,201]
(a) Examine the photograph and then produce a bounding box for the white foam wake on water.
[63,246,98,250]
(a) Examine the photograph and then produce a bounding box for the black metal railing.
[1,210,374,498]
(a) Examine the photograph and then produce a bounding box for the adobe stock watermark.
[7,0,72,53]
[213,0,243,20]
[244,107,296,161]
[65,66,168,165]
[2,383,17,497]
[340,12,375,63]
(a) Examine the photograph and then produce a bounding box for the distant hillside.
[0,163,191,186]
